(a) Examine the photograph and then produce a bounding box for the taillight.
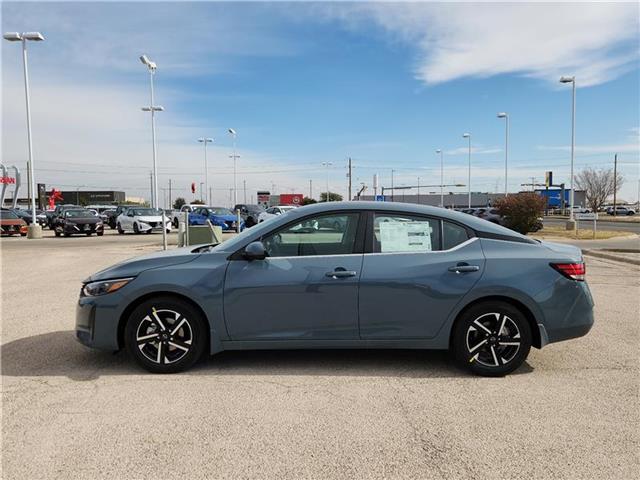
[551,262,585,281]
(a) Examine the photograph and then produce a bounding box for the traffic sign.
[375,195,386,202]
[575,212,597,220]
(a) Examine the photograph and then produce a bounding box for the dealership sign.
[0,163,21,208]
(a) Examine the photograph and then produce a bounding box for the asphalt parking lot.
[2,230,639,479]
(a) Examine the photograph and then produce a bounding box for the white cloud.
[324,2,639,87]
[537,144,640,155]
[444,146,502,156]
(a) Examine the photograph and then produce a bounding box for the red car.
[0,209,28,236]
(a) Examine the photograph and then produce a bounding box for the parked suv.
[606,206,636,216]
[233,204,265,227]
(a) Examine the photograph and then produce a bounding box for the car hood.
[86,246,202,282]
[136,215,166,223]
[66,216,101,223]
[540,241,583,262]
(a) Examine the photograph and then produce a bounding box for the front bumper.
[75,293,122,351]
[138,221,171,232]
[59,223,104,235]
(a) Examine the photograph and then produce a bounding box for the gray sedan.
[76,202,594,376]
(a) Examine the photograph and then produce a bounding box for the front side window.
[373,213,441,253]
[262,213,360,257]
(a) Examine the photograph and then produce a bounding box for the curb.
[583,249,640,266]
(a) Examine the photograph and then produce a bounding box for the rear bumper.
[544,281,595,344]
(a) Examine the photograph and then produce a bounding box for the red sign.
[1,176,16,184]
[279,194,303,206]
[191,182,196,194]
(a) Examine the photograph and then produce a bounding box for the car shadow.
[1,331,534,381]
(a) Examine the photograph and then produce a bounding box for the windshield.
[65,209,94,218]
[131,208,161,216]
[208,207,233,215]
[0,210,19,219]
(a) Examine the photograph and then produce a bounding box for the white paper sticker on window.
[379,221,433,252]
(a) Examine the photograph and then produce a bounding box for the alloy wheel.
[136,308,193,365]
[465,312,521,368]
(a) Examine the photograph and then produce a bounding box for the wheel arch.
[117,291,211,350]
[449,295,542,349]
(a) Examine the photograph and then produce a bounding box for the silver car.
[76,202,594,376]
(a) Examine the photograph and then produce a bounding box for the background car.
[257,205,297,223]
[11,208,47,227]
[0,208,28,236]
[189,206,245,231]
[53,208,104,237]
[171,204,209,228]
[572,206,592,214]
[116,207,171,234]
[48,204,80,229]
[606,206,636,215]
[233,204,265,227]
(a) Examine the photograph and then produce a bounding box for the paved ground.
[2,231,639,479]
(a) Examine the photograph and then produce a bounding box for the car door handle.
[325,270,357,279]
[448,264,480,274]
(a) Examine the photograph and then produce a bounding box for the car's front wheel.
[125,296,207,373]
[117,223,124,234]
[133,222,140,234]
[452,301,532,377]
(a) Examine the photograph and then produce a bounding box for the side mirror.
[244,241,267,261]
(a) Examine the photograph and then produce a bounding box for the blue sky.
[2,1,639,205]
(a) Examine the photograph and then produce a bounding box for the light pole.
[198,137,213,204]
[436,149,444,207]
[322,162,332,202]
[497,112,509,196]
[228,128,238,207]
[462,133,472,208]
[140,55,164,210]
[560,76,576,228]
[4,31,45,238]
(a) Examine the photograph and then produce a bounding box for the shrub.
[494,193,546,234]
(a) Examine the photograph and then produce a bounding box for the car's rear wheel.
[125,297,207,373]
[117,223,124,234]
[452,301,531,377]
[172,218,179,228]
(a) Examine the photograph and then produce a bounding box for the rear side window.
[443,221,469,250]
[373,214,441,253]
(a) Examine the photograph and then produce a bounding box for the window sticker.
[379,221,433,252]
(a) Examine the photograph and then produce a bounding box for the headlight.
[82,277,133,297]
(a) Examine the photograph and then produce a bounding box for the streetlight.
[139,54,163,210]
[4,31,45,238]
[560,75,576,228]
[462,133,472,208]
[198,137,213,204]
[497,112,509,196]
[322,162,332,202]
[436,149,444,207]
[228,128,238,207]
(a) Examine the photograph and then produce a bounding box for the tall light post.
[4,31,44,238]
[436,149,444,207]
[198,137,213,204]
[560,75,576,228]
[497,112,509,196]
[228,128,238,207]
[322,162,332,202]
[140,55,164,210]
[462,133,472,208]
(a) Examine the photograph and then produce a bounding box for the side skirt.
[217,338,449,353]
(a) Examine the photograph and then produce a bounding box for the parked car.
[87,208,109,223]
[76,201,593,376]
[189,206,245,231]
[233,204,265,227]
[257,205,297,223]
[572,206,592,214]
[53,209,104,237]
[116,207,171,234]
[172,204,209,228]
[105,206,130,229]
[606,206,636,216]
[48,204,80,229]
[11,208,47,226]
[0,209,28,236]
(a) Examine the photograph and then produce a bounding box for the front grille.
[149,222,158,227]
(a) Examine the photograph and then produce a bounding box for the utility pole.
[168,179,172,209]
[613,153,618,216]
[149,171,154,205]
[243,180,247,204]
[391,169,395,202]
[309,179,313,199]
[347,157,352,201]
[417,177,421,204]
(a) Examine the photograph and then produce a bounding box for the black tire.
[452,301,531,377]
[246,217,256,228]
[172,218,179,228]
[64,233,71,237]
[125,296,207,373]
[97,231,104,237]
[86,232,92,236]
[117,223,124,235]
[133,222,140,234]
[55,231,61,237]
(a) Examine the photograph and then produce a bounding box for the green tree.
[302,197,317,205]
[319,192,343,202]
[494,192,546,234]
[191,199,205,205]
[173,197,186,210]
